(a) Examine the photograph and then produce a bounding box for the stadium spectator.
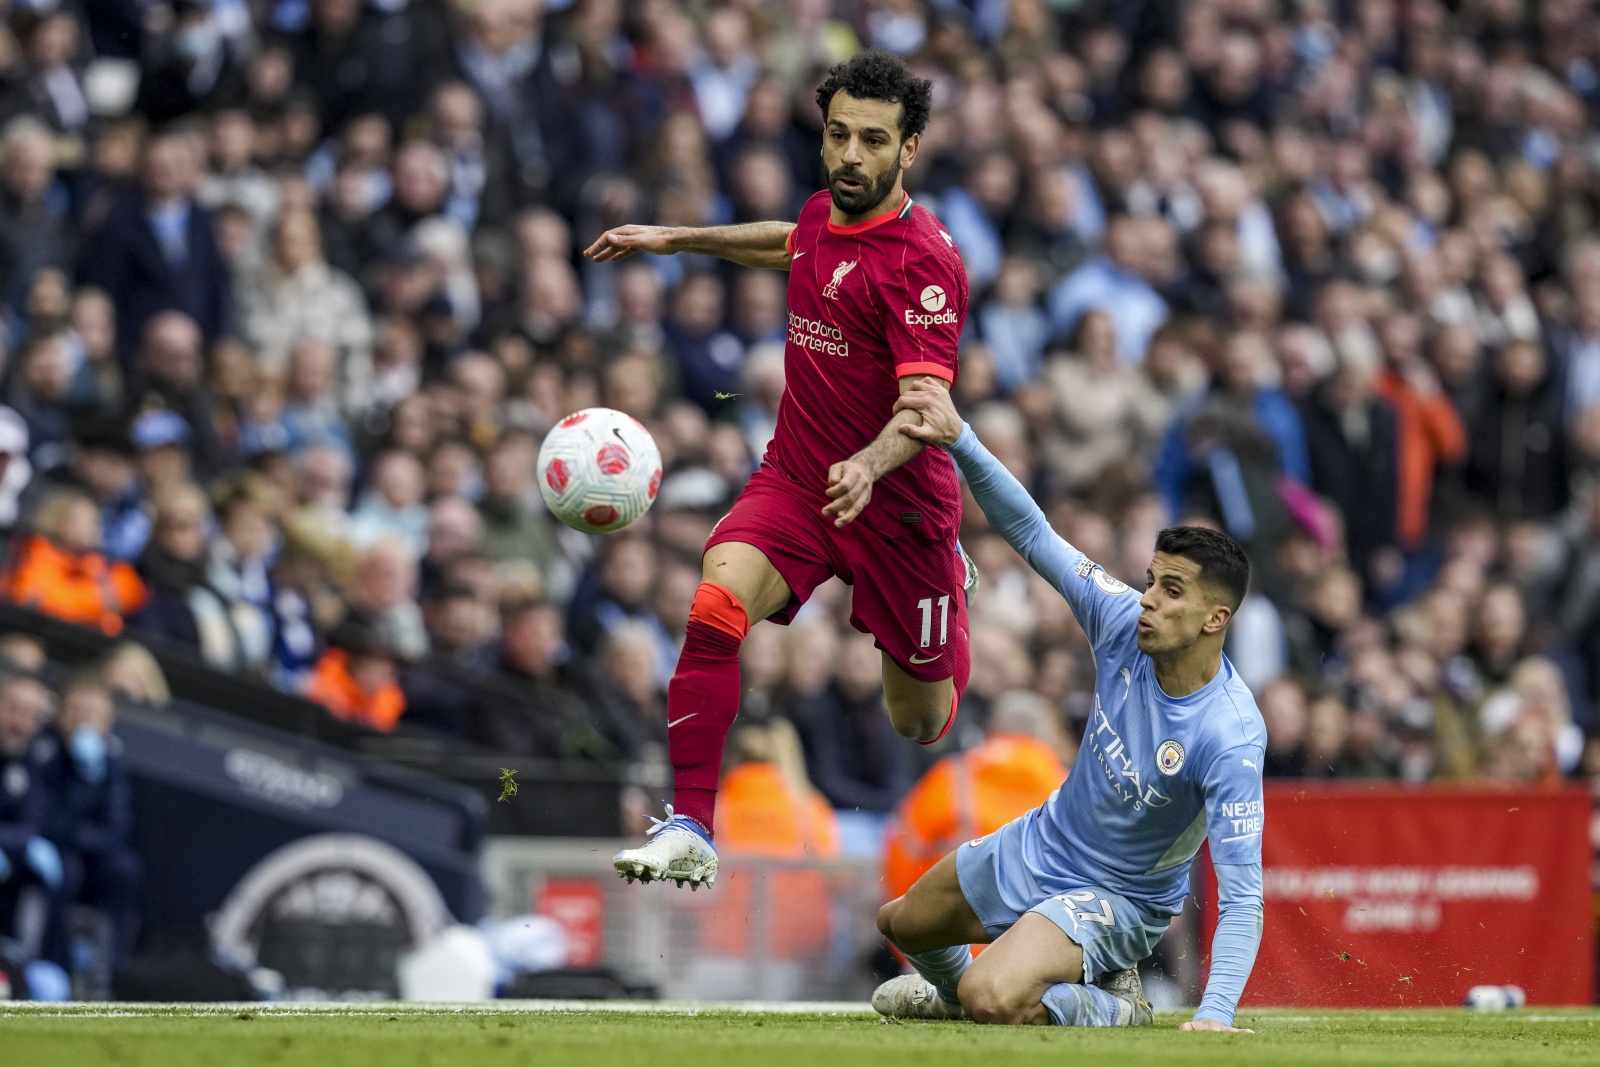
[881,690,1067,905]
[2,489,145,635]
[42,672,139,982]
[0,674,63,966]
[81,132,230,361]
[0,0,1586,901]
[794,631,912,853]
[304,622,407,733]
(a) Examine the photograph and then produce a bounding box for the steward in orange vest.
[697,721,840,960]
[2,492,146,636]
[304,623,406,733]
[882,693,1071,903]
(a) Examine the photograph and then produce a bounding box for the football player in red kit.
[585,50,972,888]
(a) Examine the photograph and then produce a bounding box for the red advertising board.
[1199,783,1593,1007]
[535,877,605,968]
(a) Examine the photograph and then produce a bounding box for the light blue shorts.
[954,811,1171,983]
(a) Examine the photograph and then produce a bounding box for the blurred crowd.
[0,634,152,998]
[0,0,1590,862]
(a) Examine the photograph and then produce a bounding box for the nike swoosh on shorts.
[667,713,698,728]
[908,652,943,665]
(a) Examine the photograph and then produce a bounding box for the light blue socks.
[902,945,971,1004]
[1040,981,1124,1026]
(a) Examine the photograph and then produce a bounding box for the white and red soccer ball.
[537,407,663,533]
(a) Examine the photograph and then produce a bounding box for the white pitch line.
[0,1000,880,1018]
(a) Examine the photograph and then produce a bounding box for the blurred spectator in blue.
[566,535,666,659]
[26,420,149,563]
[664,272,744,413]
[349,450,429,556]
[43,672,139,980]
[134,482,249,669]
[205,475,281,672]
[1155,330,1311,522]
[0,674,63,964]
[978,257,1050,392]
[940,157,1017,291]
[80,133,231,363]
[1048,214,1168,363]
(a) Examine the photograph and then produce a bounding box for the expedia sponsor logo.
[787,311,850,357]
[904,307,959,328]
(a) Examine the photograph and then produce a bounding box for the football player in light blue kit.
[871,381,1265,1033]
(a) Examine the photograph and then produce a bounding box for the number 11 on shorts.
[917,595,950,648]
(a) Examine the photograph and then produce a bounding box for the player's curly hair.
[815,50,933,143]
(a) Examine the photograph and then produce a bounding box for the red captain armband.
[896,362,956,383]
[785,227,796,254]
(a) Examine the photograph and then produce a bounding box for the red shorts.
[706,467,971,688]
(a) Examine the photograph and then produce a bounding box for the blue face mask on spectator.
[71,726,108,784]
[26,835,61,889]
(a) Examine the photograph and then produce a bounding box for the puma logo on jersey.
[823,259,858,300]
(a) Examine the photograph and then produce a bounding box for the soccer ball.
[537,407,663,534]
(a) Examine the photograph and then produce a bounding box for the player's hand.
[894,381,962,447]
[823,459,873,527]
[583,225,680,262]
[1180,1018,1254,1033]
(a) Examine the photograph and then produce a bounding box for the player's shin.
[667,582,751,834]
[901,945,971,1004]
[1040,982,1130,1027]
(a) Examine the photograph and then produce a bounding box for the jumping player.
[584,51,972,888]
[870,381,1264,1033]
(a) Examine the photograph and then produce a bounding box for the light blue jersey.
[948,425,1266,1025]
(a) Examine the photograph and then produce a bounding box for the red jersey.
[765,189,969,544]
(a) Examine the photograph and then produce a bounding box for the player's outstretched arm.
[824,375,949,528]
[583,221,797,271]
[1186,861,1262,1034]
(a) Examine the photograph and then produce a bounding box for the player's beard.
[827,161,900,218]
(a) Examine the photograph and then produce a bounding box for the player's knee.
[876,899,899,940]
[686,582,751,644]
[958,971,1028,1026]
[884,691,950,743]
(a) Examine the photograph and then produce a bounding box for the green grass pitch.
[4,1002,1599,1067]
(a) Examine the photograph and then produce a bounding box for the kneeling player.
[871,382,1264,1032]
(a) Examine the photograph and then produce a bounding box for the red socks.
[667,583,750,834]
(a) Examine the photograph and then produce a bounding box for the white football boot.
[1094,967,1154,1025]
[612,805,719,889]
[871,975,968,1021]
